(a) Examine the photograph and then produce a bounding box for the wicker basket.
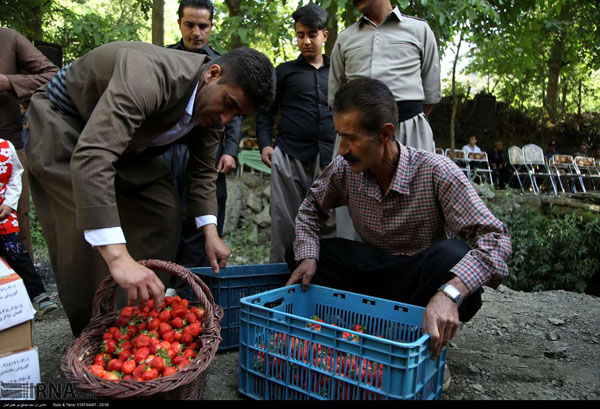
[61,259,224,399]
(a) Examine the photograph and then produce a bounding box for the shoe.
[443,364,451,391]
[165,288,177,297]
[33,293,58,316]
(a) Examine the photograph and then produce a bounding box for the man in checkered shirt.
[286,77,512,360]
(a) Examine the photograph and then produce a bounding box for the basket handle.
[89,259,218,332]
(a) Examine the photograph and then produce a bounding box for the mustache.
[343,153,360,163]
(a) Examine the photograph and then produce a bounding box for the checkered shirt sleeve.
[433,159,512,292]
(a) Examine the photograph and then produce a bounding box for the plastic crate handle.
[263,297,284,309]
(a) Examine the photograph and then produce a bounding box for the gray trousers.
[334,113,435,241]
[269,147,335,263]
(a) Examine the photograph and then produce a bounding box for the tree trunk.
[545,34,565,121]
[560,74,568,113]
[225,0,243,49]
[577,78,582,116]
[325,1,339,56]
[449,31,463,159]
[152,0,164,46]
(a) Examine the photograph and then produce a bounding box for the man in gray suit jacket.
[26,41,275,336]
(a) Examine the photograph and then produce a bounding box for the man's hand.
[423,104,435,119]
[261,146,274,168]
[285,258,317,291]
[216,154,237,174]
[422,277,469,359]
[97,244,165,308]
[203,224,231,274]
[0,204,14,221]
[0,74,11,93]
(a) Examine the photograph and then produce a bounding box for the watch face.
[445,285,460,299]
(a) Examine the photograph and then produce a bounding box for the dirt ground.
[32,267,600,401]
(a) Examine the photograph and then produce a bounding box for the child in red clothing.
[0,137,57,314]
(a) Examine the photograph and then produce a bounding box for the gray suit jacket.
[63,41,221,229]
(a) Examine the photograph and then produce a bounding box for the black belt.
[396,100,423,122]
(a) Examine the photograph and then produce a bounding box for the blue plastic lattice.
[239,285,446,400]
[191,264,290,350]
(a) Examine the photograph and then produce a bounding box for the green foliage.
[42,0,151,62]
[223,220,269,265]
[465,0,600,116]
[29,199,50,265]
[487,201,600,295]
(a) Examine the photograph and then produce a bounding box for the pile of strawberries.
[254,316,384,399]
[87,295,206,382]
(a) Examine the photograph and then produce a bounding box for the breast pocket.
[343,45,370,76]
[386,41,421,68]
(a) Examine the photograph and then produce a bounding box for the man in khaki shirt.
[328,0,441,240]
[329,0,440,151]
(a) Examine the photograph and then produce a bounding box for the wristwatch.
[438,284,463,307]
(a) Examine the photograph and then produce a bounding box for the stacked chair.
[467,151,494,187]
[549,154,586,193]
[574,156,600,191]
[445,149,471,180]
[521,144,558,196]
[508,145,533,193]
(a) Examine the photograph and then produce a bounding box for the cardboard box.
[0,321,33,357]
[0,348,40,400]
[0,258,36,333]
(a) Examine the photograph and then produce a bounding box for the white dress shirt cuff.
[195,215,217,230]
[84,227,127,247]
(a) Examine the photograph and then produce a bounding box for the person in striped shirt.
[285,77,512,360]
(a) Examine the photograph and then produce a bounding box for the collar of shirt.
[359,6,403,28]
[295,53,330,68]
[362,140,412,200]
[170,39,220,60]
[185,82,199,122]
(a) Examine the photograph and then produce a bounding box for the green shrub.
[488,202,600,294]
[223,220,270,265]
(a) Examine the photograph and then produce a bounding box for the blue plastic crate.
[190,263,290,350]
[239,285,446,400]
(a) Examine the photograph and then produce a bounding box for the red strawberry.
[184,312,197,324]
[107,359,123,372]
[122,359,136,375]
[162,366,177,377]
[102,340,117,355]
[102,371,120,381]
[89,364,105,378]
[142,368,159,381]
[148,318,160,331]
[133,364,146,379]
[133,347,150,364]
[133,334,151,349]
[159,322,172,335]
[158,310,171,322]
[93,353,111,369]
[149,356,166,372]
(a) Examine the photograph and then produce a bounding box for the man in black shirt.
[257,4,336,263]
[163,0,243,275]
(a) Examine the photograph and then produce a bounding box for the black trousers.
[286,238,482,323]
[0,233,46,301]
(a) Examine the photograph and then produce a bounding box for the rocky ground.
[32,263,600,401]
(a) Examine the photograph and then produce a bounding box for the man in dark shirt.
[257,4,336,262]
[487,140,509,188]
[163,0,243,274]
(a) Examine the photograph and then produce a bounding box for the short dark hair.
[178,0,214,21]
[292,4,329,30]
[333,77,398,135]
[213,48,276,113]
